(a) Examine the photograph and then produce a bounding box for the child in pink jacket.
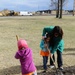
[15,39,37,75]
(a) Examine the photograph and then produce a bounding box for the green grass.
[0,16,75,75]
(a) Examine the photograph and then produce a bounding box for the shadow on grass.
[0,65,75,75]
[64,48,75,51]
[63,48,75,56]
[63,53,75,56]
[0,65,21,75]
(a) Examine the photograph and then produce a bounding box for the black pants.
[50,50,63,68]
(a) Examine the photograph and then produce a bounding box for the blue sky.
[0,0,74,12]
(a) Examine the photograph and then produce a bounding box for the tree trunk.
[59,0,62,19]
[56,0,59,18]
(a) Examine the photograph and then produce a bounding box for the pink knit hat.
[17,39,28,50]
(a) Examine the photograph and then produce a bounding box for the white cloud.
[0,0,50,11]
[0,0,50,7]
[0,0,74,11]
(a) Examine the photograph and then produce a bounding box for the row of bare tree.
[51,0,68,19]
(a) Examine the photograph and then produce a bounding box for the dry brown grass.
[0,16,75,75]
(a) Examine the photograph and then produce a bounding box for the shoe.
[58,67,63,70]
[49,65,54,68]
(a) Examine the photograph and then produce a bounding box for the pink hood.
[17,39,28,50]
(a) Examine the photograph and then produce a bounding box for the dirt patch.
[37,65,75,75]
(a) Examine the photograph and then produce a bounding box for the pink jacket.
[15,39,36,74]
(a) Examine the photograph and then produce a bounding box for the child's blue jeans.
[43,56,48,70]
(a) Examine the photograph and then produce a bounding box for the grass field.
[0,16,75,75]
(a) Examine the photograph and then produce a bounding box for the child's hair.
[17,39,28,50]
[52,26,63,39]
[44,33,51,41]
